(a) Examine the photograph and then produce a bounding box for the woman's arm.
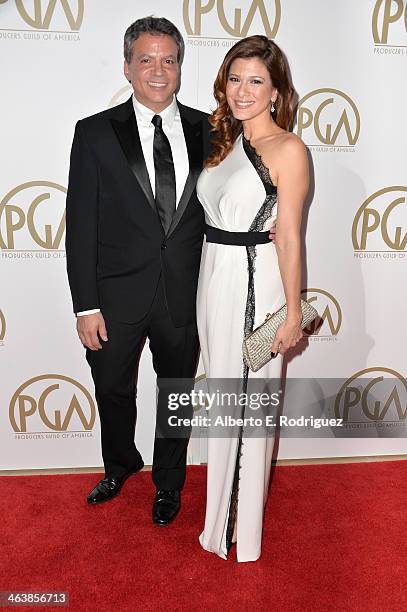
[263,134,309,353]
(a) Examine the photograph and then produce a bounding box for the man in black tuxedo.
[65,17,211,524]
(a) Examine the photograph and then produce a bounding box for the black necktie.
[151,114,176,234]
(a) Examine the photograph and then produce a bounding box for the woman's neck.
[242,111,276,143]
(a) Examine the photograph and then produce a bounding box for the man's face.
[124,33,180,113]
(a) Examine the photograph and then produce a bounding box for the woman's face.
[226,57,277,122]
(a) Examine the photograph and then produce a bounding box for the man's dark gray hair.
[124,16,185,65]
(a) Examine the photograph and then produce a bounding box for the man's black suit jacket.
[65,96,211,326]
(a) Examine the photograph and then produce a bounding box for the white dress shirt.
[77,95,189,317]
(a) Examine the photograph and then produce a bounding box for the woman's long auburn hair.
[204,35,296,168]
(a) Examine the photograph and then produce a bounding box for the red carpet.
[1,461,407,612]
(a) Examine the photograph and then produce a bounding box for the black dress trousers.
[86,275,200,490]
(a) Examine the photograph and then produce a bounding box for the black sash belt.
[205,225,271,246]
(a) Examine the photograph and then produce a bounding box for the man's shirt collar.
[132,94,178,128]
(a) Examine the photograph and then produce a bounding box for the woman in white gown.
[196,36,309,562]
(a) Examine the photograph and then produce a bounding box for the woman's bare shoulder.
[257,131,307,175]
[268,131,306,155]
[255,130,304,155]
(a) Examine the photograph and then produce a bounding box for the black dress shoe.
[87,461,144,504]
[152,489,180,525]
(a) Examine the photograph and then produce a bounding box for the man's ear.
[124,60,130,82]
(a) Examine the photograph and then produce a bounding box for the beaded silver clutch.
[242,299,318,372]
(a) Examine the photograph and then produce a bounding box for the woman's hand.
[271,316,303,356]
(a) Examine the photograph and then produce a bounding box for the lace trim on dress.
[242,135,278,195]
[225,139,278,554]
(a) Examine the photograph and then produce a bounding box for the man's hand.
[77,312,108,351]
[269,218,277,242]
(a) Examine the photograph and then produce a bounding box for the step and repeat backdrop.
[0,0,406,470]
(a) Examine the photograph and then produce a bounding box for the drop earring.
[271,99,275,113]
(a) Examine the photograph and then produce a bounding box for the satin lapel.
[110,108,156,212]
[166,108,203,238]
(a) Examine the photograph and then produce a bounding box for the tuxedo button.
[161,242,167,250]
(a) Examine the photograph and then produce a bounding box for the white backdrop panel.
[0,0,406,469]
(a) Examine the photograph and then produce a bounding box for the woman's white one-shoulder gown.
[196,133,285,562]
